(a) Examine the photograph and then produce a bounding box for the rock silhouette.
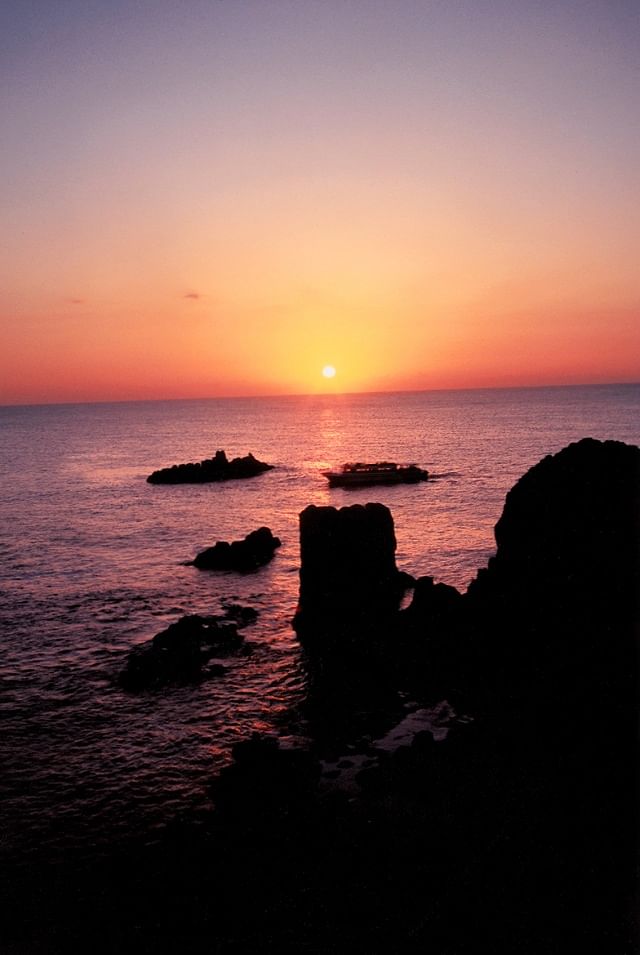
[192,526,281,572]
[454,440,640,954]
[295,439,639,708]
[292,502,413,650]
[119,607,256,690]
[474,436,639,608]
[465,436,640,713]
[147,449,273,484]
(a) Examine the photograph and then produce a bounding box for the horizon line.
[1,379,639,411]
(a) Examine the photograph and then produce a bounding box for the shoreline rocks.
[191,526,281,572]
[147,449,273,484]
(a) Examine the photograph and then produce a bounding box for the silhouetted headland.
[147,449,273,483]
[288,437,638,951]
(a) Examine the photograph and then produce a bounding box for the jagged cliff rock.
[292,502,413,650]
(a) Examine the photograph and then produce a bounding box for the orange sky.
[2,1,639,404]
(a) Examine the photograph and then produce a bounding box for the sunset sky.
[2,0,639,404]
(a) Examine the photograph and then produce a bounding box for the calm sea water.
[1,384,639,863]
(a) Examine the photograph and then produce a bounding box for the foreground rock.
[192,527,281,572]
[212,734,322,821]
[292,502,413,651]
[466,436,640,714]
[119,607,257,690]
[147,449,273,484]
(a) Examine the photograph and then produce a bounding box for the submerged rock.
[147,449,273,484]
[192,527,281,572]
[222,603,259,626]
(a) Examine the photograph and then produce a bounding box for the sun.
[322,365,337,379]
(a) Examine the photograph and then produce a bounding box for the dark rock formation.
[118,607,256,690]
[212,733,322,821]
[147,449,273,484]
[395,575,468,687]
[450,439,640,955]
[292,438,640,715]
[192,527,281,572]
[292,502,413,649]
[472,436,640,608]
[465,437,640,713]
[286,437,640,953]
[400,575,464,637]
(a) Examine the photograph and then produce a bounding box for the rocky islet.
[147,449,273,484]
[191,526,281,572]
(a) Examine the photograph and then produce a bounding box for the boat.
[321,461,429,487]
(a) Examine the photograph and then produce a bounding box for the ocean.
[1,384,639,866]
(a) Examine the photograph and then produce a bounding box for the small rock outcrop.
[396,575,466,679]
[292,502,413,648]
[402,575,463,626]
[192,527,281,572]
[119,607,257,690]
[147,450,273,484]
[212,734,322,821]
